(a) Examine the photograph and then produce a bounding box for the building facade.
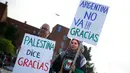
[0,2,71,56]
[48,24,71,55]
[0,2,40,49]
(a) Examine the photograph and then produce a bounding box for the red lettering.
[37,60,40,69]
[18,57,24,66]
[28,60,33,68]
[44,62,49,71]
[23,58,29,67]
[33,60,37,69]
[17,57,49,71]
[39,62,44,70]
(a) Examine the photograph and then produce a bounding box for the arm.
[80,55,87,73]
[52,52,65,73]
[52,55,62,73]
[73,54,87,73]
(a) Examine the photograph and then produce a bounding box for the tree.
[83,46,92,61]
[0,22,20,56]
[0,22,20,46]
[0,37,15,56]
[83,45,96,73]
[4,24,20,46]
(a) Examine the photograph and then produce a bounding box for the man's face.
[39,24,50,38]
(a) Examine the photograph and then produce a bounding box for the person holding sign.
[16,23,51,58]
[51,39,87,73]
[38,23,50,38]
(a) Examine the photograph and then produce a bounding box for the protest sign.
[12,33,55,73]
[67,0,109,45]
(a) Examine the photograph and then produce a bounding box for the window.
[63,35,67,40]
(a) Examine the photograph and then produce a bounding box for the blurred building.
[0,2,7,22]
[48,24,71,55]
[0,2,71,55]
[6,17,40,49]
[0,2,40,49]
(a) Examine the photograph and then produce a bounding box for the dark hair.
[71,39,80,45]
[65,39,81,52]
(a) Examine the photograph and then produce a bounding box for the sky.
[0,0,130,73]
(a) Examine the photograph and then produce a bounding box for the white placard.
[12,33,55,73]
[67,0,109,46]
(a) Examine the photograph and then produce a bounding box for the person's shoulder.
[79,54,87,68]
[79,53,85,58]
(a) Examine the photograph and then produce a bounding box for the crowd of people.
[0,23,88,73]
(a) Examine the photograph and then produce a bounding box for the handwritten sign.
[12,33,55,73]
[67,0,109,45]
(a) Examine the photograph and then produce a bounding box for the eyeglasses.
[39,27,50,34]
[41,27,49,31]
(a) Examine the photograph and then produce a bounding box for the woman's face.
[70,40,79,50]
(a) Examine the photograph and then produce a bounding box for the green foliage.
[0,37,15,56]
[83,45,96,73]
[0,22,20,56]
[5,24,20,46]
[86,61,95,73]
[83,46,92,61]
[5,25,17,39]
[0,22,20,46]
